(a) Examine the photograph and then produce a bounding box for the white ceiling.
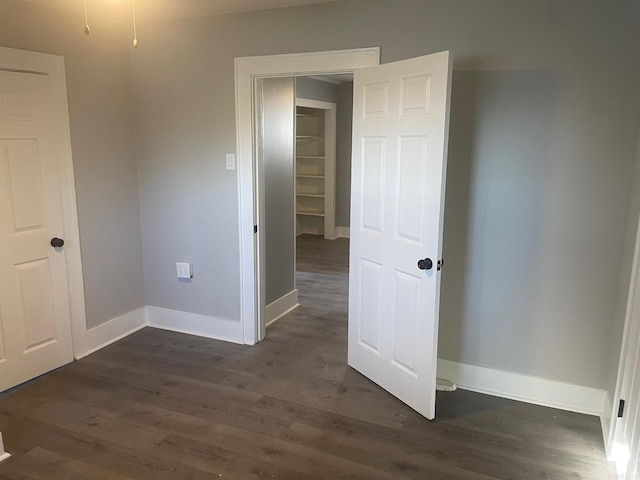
[19,0,342,24]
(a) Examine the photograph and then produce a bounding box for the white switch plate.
[176,262,192,279]
[226,153,235,170]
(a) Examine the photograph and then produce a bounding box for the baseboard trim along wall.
[76,307,146,360]
[73,308,607,418]
[145,306,244,345]
[437,359,606,416]
[601,392,614,458]
[265,289,299,327]
[0,432,10,463]
[336,226,350,238]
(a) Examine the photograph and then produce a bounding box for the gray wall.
[131,0,640,389]
[260,77,296,305]
[296,76,339,103]
[336,82,353,228]
[0,0,144,329]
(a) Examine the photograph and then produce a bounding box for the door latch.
[437,258,444,271]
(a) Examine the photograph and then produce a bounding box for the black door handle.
[417,258,433,270]
[51,238,64,248]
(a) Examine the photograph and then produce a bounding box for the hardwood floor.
[0,234,615,479]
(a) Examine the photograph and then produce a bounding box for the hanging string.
[84,0,90,35]
[132,0,139,47]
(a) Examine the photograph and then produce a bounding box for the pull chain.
[84,0,90,35]
[132,0,139,47]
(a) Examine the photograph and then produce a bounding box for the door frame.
[606,209,640,476]
[235,47,380,345]
[0,47,87,357]
[606,189,640,475]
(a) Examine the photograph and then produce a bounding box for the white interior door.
[348,51,452,419]
[0,69,74,392]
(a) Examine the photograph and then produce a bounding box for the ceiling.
[19,0,342,24]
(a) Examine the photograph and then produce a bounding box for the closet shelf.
[296,135,321,145]
[296,210,325,217]
[296,193,325,198]
[296,174,325,179]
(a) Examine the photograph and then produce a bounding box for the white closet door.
[0,70,74,392]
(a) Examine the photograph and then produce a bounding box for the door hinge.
[618,399,625,418]
[254,225,258,234]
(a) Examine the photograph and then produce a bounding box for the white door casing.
[608,193,640,477]
[348,51,452,419]
[0,47,85,390]
[235,48,381,345]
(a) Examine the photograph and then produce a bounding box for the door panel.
[0,70,74,392]
[348,51,452,420]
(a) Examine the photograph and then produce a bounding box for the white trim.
[606,168,640,459]
[601,391,613,455]
[265,289,299,327]
[295,98,337,240]
[235,47,380,345]
[336,226,350,238]
[0,47,87,359]
[75,308,147,360]
[437,359,606,416]
[72,305,246,360]
[0,432,9,463]
[146,306,243,345]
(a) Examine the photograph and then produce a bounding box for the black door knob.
[51,238,64,248]
[417,258,433,270]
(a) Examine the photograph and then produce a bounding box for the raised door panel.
[4,141,46,232]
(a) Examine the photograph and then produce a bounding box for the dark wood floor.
[0,234,615,479]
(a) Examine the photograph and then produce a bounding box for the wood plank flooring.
[0,234,616,479]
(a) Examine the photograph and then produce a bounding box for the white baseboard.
[0,432,10,463]
[145,306,243,344]
[76,307,146,360]
[601,392,614,459]
[437,359,606,416]
[336,226,350,238]
[266,289,299,327]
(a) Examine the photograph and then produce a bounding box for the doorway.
[235,48,380,344]
[259,76,352,329]
[264,75,353,327]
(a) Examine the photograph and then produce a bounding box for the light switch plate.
[226,153,235,171]
[176,262,192,279]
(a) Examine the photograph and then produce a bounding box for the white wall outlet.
[176,262,192,279]
[226,153,235,170]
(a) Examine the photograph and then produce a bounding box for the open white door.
[0,69,75,391]
[348,51,452,420]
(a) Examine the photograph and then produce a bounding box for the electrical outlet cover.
[176,262,192,279]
